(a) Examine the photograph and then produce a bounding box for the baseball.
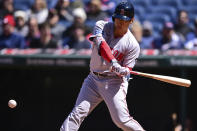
[8,99,17,108]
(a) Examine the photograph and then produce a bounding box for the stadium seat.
[46,0,58,9]
[143,14,171,34]
[131,0,150,10]
[150,6,177,21]
[85,20,96,29]
[150,21,163,35]
[184,0,197,6]
[144,14,171,24]
[155,0,182,8]
[189,14,197,26]
[13,0,34,10]
[134,5,145,21]
[83,0,90,4]
[187,5,197,16]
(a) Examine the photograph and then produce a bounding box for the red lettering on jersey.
[116,53,124,61]
[111,49,124,61]
[113,50,119,58]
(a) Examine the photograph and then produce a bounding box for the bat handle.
[130,71,140,75]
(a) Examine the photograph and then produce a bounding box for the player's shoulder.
[127,30,140,49]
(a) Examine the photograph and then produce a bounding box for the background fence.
[0,54,197,131]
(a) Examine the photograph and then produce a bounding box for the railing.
[0,49,197,68]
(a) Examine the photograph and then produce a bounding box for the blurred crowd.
[0,0,197,51]
[131,10,197,51]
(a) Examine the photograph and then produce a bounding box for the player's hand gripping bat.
[130,70,191,87]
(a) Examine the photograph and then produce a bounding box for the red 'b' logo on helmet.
[120,9,124,15]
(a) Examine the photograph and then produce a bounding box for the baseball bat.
[130,71,191,87]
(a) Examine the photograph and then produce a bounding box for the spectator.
[140,20,154,49]
[174,10,192,41]
[14,10,29,37]
[153,22,182,51]
[0,0,14,19]
[47,9,66,45]
[130,20,142,44]
[54,0,74,23]
[29,22,58,49]
[184,18,197,50]
[0,15,27,49]
[25,17,40,46]
[62,8,91,39]
[85,0,109,22]
[63,24,92,50]
[184,38,197,50]
[184,19,197,50]
[0,0,15,34]
[27,0,49,24]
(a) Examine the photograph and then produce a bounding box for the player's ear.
[130,17,134,24]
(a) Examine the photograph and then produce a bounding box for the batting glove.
[110,59,130,77]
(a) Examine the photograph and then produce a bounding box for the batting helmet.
[112,2,134,21]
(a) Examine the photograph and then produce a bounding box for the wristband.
[110,59,118,64]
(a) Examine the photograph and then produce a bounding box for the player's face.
[113,18,134,37]
[114,18,133,29]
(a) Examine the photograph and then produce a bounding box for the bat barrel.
[130,71,191,88]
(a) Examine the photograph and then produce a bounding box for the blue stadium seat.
[150,6,177,21]
[177,5,188,12]
[13,0,34,10]
[131,0,150,9]
[189,14,197,25]
[155,0,182,8]
[144,14,171,24]
[85,20,96,29]
[151,0,158,5]
[150,21,163,35]
[187,5,197,16]
[143,14,171,34]
[134,5,145,21]
[46,0,58,9]
[83,0,90,4]
[184,0,197,6]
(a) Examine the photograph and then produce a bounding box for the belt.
[93,72,109,77]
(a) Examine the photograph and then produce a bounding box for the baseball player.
[60,1,145,131]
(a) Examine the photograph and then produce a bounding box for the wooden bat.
[130,71,191,87]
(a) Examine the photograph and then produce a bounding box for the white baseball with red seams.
[8,99,17,108]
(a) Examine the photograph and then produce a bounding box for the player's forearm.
[99,41,115,63]
[89,35,115,63]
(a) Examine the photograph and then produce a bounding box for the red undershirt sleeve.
[99,41,133,71]
[99,41,115,63]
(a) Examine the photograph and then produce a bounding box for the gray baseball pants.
[60,72,144,131]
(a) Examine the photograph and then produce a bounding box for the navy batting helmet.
[112,2,134,21]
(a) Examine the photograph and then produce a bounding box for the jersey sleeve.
[123,40,140,68]
[89,20,115,63]
[89,20,108,42]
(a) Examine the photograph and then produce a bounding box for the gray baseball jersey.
[90,20,140,74]
[60,20,144,131]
